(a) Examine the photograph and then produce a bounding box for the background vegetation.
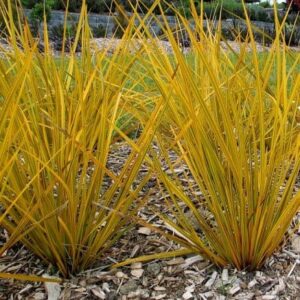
[20,0,288,21]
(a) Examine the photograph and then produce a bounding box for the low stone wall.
[23,9,178,36]
[24,9,116,35]
[23,9,299,45]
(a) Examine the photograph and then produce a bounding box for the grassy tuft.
[138,0,300,270]
[0,0,163,277]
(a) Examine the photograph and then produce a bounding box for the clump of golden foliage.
[0,0,299,279]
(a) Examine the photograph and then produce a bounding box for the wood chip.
[102,282,110,293]
[185,285,195,292]
[221,269,228,282]
[131,268,144,278]
[43,275,61,300]
[74,288,86,293]
[130,245,140,257]
[248,278,258,289]
[166,168,184,175]
[137,227,151,235]
[292,236,300,253]
[182,291,193,299]
[272,278,285,295]
[261,295,276,300]
[116,271,128,279]
[200,291,214,299]
[229,284,240,296]
[205,271,218,288]
[153,294,167,299]
[91,288,106,299]
[19,284,33,294]
[33,293,45,300]
[6,264,22,272]
[166,257,185,266]
[215,295,226,300]
[131,262,142,269]
[181,255,204,268]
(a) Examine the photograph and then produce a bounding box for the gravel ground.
[1,142,300,300]
[91,38,300,54]
[1,38,300,57]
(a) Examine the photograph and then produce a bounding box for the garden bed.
[1,143,300,300]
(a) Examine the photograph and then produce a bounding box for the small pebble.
[147,263,161,276]
[120,280,138,295]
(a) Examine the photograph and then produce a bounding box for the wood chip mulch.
[1,143,300,300]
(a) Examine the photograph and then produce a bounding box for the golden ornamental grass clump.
[0,1,165,277]
[135,1,300,270]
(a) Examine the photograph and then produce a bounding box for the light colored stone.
[147,263,161,276]
[120,280,138,295]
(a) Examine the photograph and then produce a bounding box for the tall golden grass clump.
[0,1,164,277]
[135,1,300,270]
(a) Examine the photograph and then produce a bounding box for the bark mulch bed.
[1,143,300,300]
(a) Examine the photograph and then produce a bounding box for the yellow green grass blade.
[0,273,61,283]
